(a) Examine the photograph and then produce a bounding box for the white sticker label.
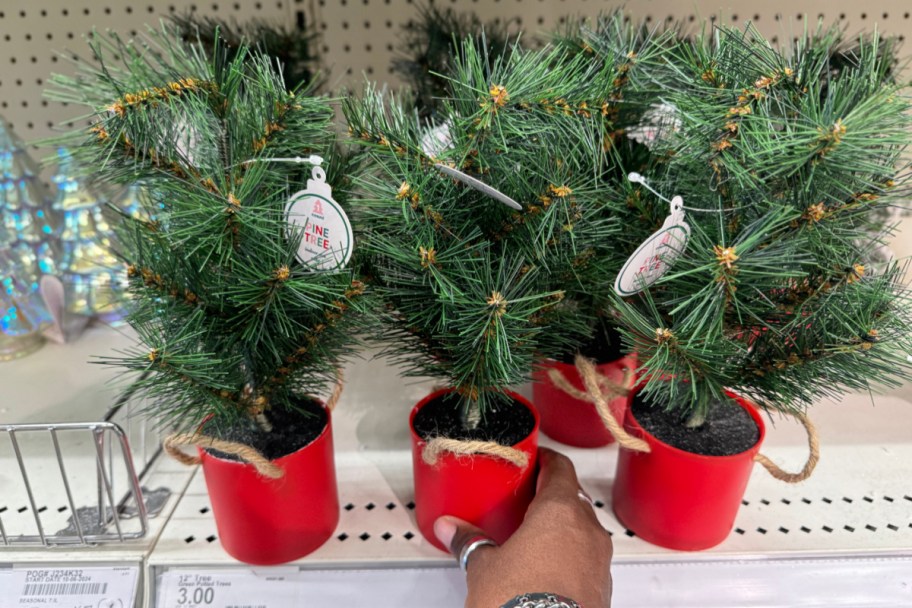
[0,566,138,608]
[157,569,300,608]
[614,195,690,296]
[285,165,353,272]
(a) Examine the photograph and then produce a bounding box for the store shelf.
[146,352,912,607]
[2,326,911,606]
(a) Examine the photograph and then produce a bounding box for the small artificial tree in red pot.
[47,27,367,564]
[343,38,623,549]
[585,23,912,550]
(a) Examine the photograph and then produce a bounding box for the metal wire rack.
[0,377,170,548]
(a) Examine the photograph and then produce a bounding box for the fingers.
[535,447,584,502]
[433,515,497,567]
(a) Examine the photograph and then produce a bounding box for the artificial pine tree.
[391,4,520,120]
[345,36,643,430]
[600,23,912,428]
[0,117,57,289]
[46,25,367,441]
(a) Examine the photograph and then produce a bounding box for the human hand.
[434,447,614,608]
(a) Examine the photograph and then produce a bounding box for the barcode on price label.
[22,582,108,596]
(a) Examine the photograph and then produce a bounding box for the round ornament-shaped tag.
[614,196,690,296]
[285,165,353,272]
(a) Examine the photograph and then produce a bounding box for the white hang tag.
[434,163,523,210]
[285,164,354,272]
[614,195,691,296]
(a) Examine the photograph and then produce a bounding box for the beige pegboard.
[3,1,911,148]
[0,0,296,153]
[312,0,912,91]
[1,0,910,256]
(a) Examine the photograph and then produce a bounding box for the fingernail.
[433,516,457,549]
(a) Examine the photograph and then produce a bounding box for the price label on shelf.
[0,565,138,608]
[157,570,301,608]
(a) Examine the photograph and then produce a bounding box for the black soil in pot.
[205,397,328,461]
[559,320,626,365]
[413,391,535,446]
[631,392,760,457]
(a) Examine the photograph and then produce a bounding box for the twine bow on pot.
[575,356,820,482]
[421,438,530,469]
[162,370,346,479]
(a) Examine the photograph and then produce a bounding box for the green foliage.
[345,27,668,424]
[169,11,324,92]
[391,3,521,119]
[605,22,912,421]
[45,26,367,433]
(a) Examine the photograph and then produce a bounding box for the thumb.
[433,515,496,558]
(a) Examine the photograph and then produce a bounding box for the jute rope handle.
[162,371,346,478]
[422,437,530,469]
[323,368,345,412]
[163,433,285,479]
[754,411,819,483]
[576,355,651,453]
[547,363,634,405]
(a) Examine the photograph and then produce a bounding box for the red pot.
[532,355,636,448]
[612,392,766,551]
[198,407,339,565]
[410,388,540,552]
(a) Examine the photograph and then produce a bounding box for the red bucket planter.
[410,388,540,552]
[198,406,339,565]
[532,355,636,447]
[612,391,766,551]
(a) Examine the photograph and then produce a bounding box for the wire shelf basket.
[0,381,170,548]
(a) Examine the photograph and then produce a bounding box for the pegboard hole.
[206,534,217,542]
[887,524,899,531]
[359,532,370,541]
[365,502,375,511]
[381,532,392,541]
[344,503,355,511]
[822,526,833,533]
[337,532,348,541]
[184,535,195,543]
[199,506,210,514]
[403,531,415,540]
[800,526,811,533]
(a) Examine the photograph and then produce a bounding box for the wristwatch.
[500,593,582,608]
